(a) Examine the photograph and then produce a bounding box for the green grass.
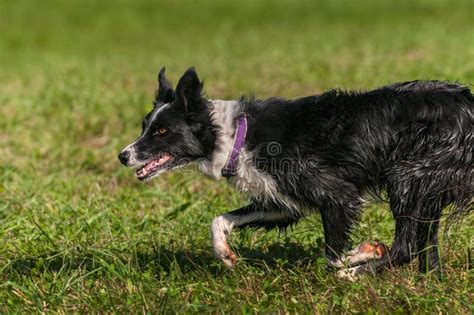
[0,0,473,313]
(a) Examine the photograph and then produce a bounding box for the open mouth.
[135,152,174,180]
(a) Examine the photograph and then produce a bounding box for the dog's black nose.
[118,151,130,165]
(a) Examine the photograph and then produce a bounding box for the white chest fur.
[198,100,301,213]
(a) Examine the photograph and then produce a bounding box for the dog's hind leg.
[417,221,441,273]
[415,191,446,273]
[211,203,296,267]
[383,176,431,269]
[388,216,419,266]
[338,176,454,280]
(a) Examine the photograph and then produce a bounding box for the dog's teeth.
[135,154,173,179]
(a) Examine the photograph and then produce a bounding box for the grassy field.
[0,0,473,313]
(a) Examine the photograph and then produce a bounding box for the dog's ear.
[175,67,204,112]
[154,67,174,105]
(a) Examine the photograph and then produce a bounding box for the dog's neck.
[201,99,302,211]
[197,99,242,179]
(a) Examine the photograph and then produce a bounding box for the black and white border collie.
[119,67,473,279]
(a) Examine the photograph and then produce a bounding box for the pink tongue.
[141,154,171,174]
[144,160,158,171]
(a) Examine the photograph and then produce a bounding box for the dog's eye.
[155,127,169,136]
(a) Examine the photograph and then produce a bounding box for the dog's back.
[242,80,472,271]
[244,81,473,195]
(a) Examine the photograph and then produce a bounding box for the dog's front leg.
[211,204,288,268]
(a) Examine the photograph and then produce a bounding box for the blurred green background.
[0,0,472,313]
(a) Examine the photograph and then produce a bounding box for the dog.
[118,67,473,278]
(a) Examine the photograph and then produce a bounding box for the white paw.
[336,259,387,281]
[331,240,389,268]
[336,266,361,282]
[211,215,238,268]
[213,241,237,268]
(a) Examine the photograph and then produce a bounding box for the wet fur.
[120,68,473,273]
[237,81,473,271]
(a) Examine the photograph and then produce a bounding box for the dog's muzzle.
[118,150,131,166]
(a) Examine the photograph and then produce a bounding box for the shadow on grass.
[3,241,324,277]
[237,241,324,268]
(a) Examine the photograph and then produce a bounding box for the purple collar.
[221,113,248,178]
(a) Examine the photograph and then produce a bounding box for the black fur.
[119,68,217,173]
[241,80,473,270]
[120,68,473,273]
[154,67,175,105]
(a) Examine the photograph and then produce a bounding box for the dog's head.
[118,67,216,180]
